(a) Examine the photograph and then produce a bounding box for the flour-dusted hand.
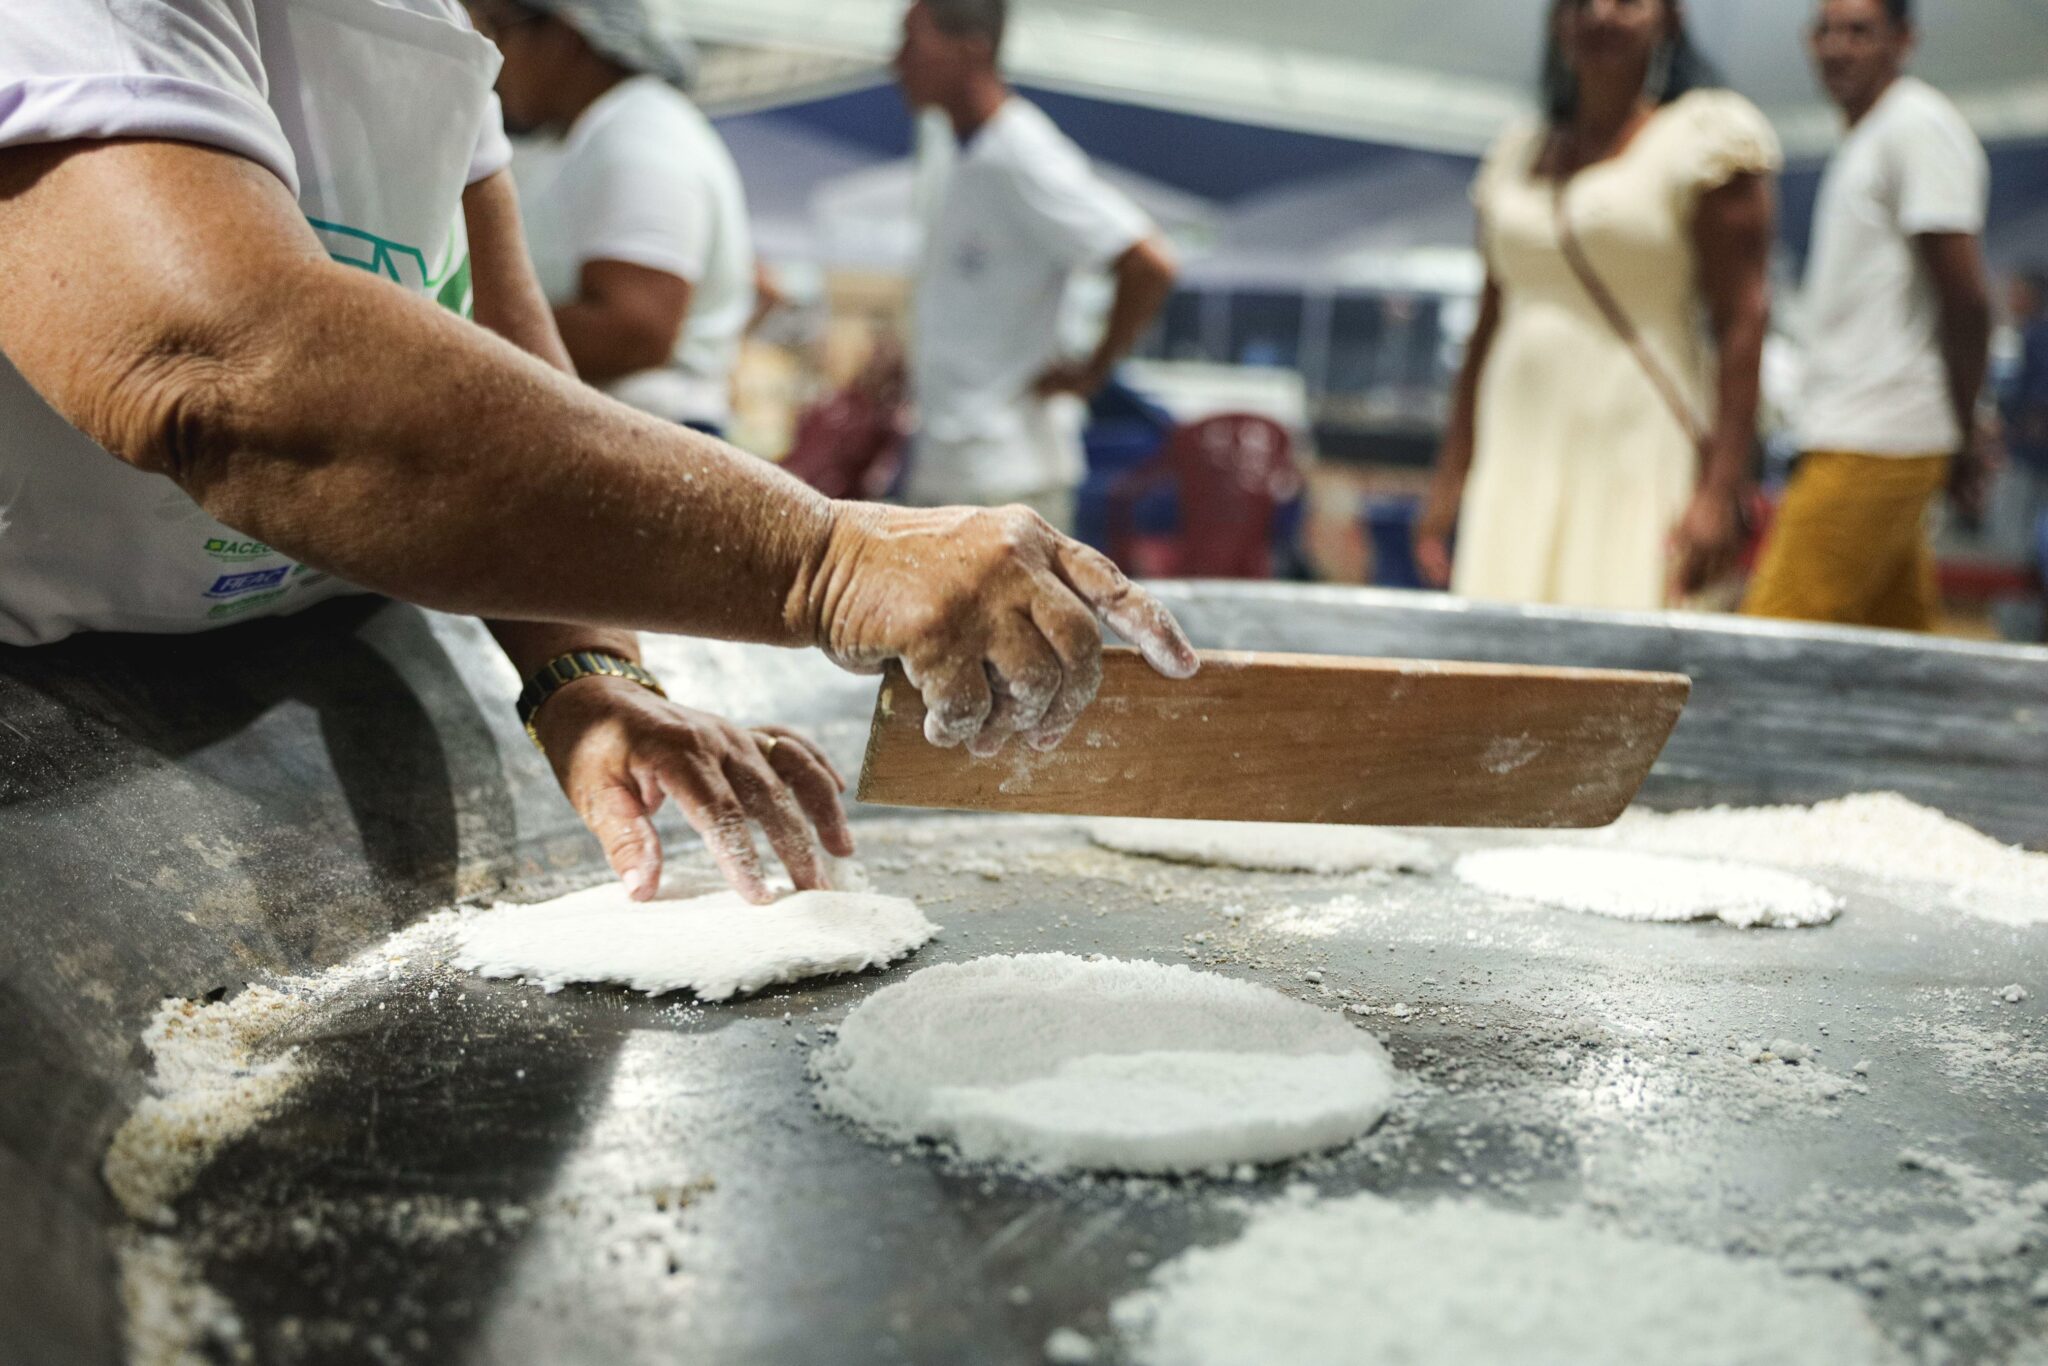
[797,503,1199,757]
[530,679,855,906]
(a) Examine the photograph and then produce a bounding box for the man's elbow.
[1129,236,1178,292]
[75,312,279,496]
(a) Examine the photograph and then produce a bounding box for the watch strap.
[517,651,666,752]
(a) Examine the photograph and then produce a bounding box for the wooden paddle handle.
[857,648,1690,829]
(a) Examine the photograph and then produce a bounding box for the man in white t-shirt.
[0,0,1199,903]
[1744,0,1993,632]
[477,0,754,436]
[894,0,1177,533]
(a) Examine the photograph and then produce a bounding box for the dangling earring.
[1646,39,1675,103]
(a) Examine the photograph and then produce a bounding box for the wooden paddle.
[857,648,1689,828]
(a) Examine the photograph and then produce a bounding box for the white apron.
[0,0,500,646]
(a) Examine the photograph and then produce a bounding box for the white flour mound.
[1110,1195,1904,1366]
[1602,792,2048,927]
[1454,847,1842,928]
[811,954,1397,1175]
[453,886,936,1001]
[1089,819,1437,875]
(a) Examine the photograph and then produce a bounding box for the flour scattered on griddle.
[105,911,468,1356]
[1089,819,1438,875]
[811,954,1400,1174]
[1597,793,2048,926]
[1107,1193,1904,1366]
[104,989,312,1227]
[1454,847,1843,928]
[1255,894,1388,940]
[453,886,936,1000]
[119,1233,250,1366]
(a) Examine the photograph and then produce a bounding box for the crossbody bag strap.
[1551,182,1709,450]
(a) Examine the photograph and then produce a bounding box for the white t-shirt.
[909,98,1151,504]
[518,76,754,429]
[1796,76,1989,457]
[0,0,510,646]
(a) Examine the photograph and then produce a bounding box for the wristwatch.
[516,651,666,753]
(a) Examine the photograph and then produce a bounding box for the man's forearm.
[460,173,649,676]
[490,620,642,679]
[190,273,832,641]
[1940,309,1992,446]
[1917,233,1993,447]
[1084,238,1175,384]
[552,260,693,387]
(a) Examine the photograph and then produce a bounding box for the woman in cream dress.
[1417,0,1781,611]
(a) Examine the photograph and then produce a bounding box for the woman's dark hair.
[1542,0,1723,124]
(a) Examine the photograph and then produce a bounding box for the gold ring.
[756,732,781,756]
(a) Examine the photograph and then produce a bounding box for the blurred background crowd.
[480,0,2048,641]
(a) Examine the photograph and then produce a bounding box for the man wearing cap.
[477,0,754,438]
[0,0,1199,905]
[893,0,1178,534]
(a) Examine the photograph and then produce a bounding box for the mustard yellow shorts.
[1741,450,1951,632]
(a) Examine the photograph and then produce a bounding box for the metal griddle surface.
[4,588,2046,1365]
[170,819,2048,1366]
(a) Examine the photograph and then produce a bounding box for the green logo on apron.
[307,218,474,318]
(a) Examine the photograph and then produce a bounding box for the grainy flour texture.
[812,954,1398,1174]
[453,886,936,1000]
[1110,1194,1905,1366]
[1599,793,2048,925]
[1089,819,1438,874]
[1453,847,1843,927]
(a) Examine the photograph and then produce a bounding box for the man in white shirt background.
[1743,0,1993,632]
[477,0,756,437]
[894,0,1178,534]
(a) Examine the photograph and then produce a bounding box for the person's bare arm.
[463,170,848,903]
[1415,274,1503,588]
[1917,231,1995,521]
[0,141,1197,754]
[747,259,787,336]
[552,258,693,387]
[462,170,641,680]
[1036,236,1177,398]
[1917,231,1994,447]
[1671,171,1774,599]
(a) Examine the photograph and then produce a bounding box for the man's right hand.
[797,503,1199,757]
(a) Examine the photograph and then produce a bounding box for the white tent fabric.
[667,0,2048,156]
[714,115,884,259]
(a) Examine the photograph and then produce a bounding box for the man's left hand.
[530,678,856,906]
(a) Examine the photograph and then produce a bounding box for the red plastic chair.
[1106,413,1303,579]
[781,390,906,501]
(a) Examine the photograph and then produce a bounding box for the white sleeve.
[0,0,297,193]
[1005,126,1152,272]
[469,91,514,185]
[1894,102,1988,236]
[559,126,715,283]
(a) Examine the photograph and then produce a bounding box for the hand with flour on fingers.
[796,502,1201,759]
[512,633,856,907]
